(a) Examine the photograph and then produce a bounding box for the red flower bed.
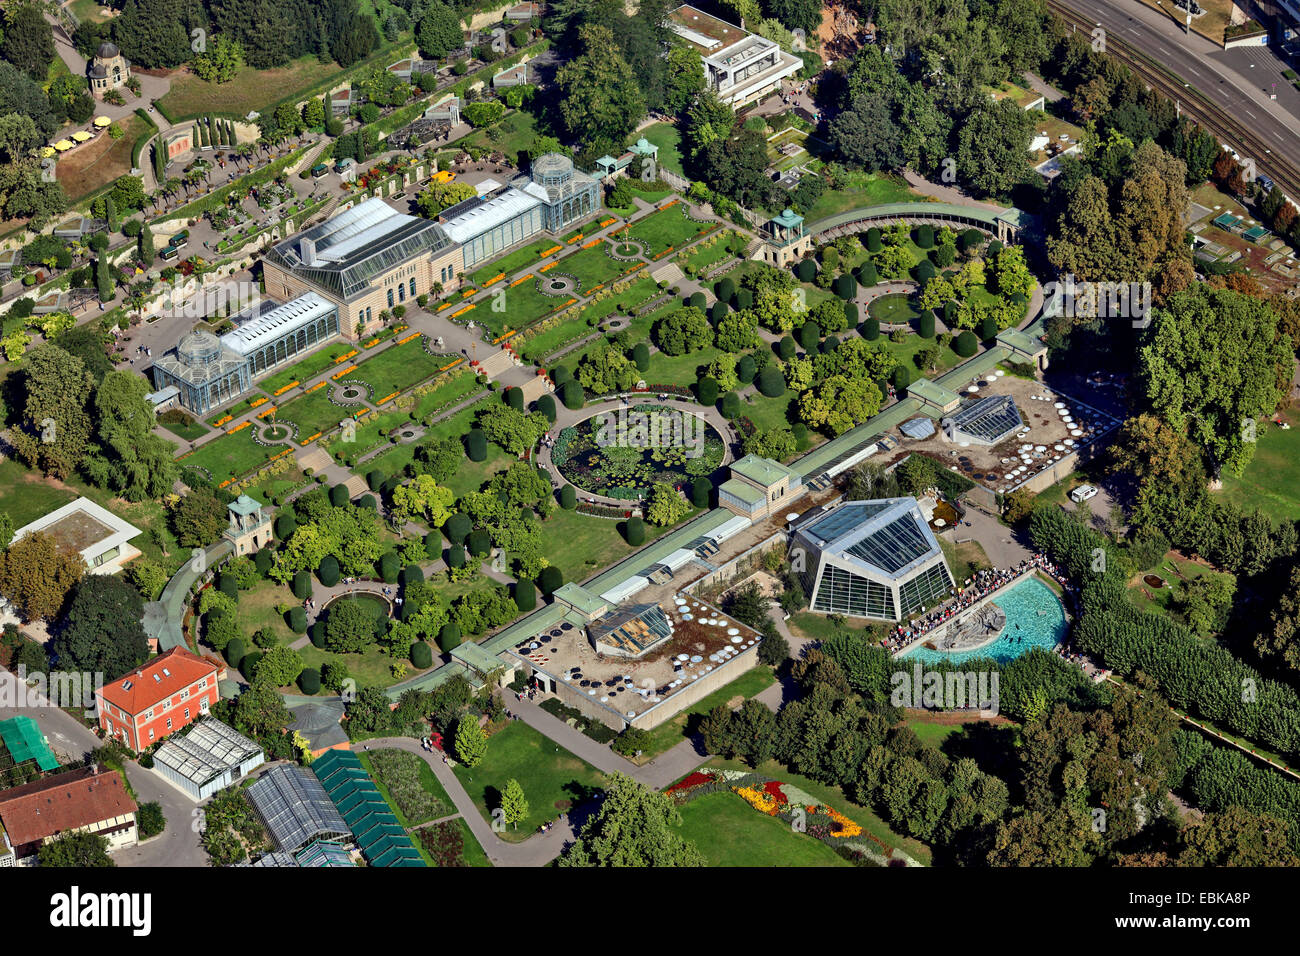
[762,780,788,805]
[666,771,714,795]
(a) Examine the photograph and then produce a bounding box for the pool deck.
[893,569,1068,660]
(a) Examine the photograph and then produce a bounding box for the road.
[1053,0,1300,195]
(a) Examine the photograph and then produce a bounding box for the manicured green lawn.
[636,123,685,177]
[158,416,209,442]
[740,389,795,433]
[297,638,431,692]
[625,204,715,257]
[539,503,701,584]
[882,333,964,378]
[258,343,357,395]
[675,790,852,866]
[181,428,288,485]
[902,716,963,748]
[414,372,481,419]
[634,666,776,761]
[552,245,627,289]
[452,721,607,842]
[1217,404,1300,521]
[276,388,351,441]
[156,55,345,120]
[348,337,441,399]
[801,170,928,222]
[642,345,724,389]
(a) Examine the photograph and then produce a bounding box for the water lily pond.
[553,404,725,499]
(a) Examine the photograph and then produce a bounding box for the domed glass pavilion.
[151,329,251,416]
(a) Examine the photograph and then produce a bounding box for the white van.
[1070,484,1098,503]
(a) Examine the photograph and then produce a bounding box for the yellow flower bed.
[332,364,358,379]
[273,381,298,395]
[510,273,534,287]
[257,406,277,419]
[734,786,780,815]
[306,380,326,393]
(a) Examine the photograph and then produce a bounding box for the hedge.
[410,642,433,669]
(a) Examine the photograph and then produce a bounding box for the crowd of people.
[886,553,1069,653]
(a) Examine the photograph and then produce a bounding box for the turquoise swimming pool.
[900,575,1068,665]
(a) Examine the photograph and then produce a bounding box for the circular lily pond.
[552,404,724,498]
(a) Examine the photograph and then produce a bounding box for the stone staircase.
[650,262,684,286]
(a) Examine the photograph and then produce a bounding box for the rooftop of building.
[729,453,799,488]
[10,496,143,562]
[0,765,136,847]
[795,497,944,580]
[152,718,262,786]
[98,646,219,715]
[221,292,337,357]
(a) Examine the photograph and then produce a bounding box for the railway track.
[1046,0,1300,200]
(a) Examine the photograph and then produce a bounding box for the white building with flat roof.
[668,4,803,107]
[9,497,144,574]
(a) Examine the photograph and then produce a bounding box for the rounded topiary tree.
[857,261,878,286]
[844,301,858,328]
[378,551,400,583]
[736,353,756,385]
[505,386,524,411]
[444,512,471,545]
[254,547,273,577]
[777,335,796,361]
[218,572,238,599]
[799,321,821,352]
[287,605,308,633]
[225,637,245,668]
[691,476,711,508]
[446,545,466,569]
[308,621,327,648]
[865,227,882,253]
[552,364,572,387]
[624,516,645,545]
[915,224,934,248]
[954,329,978,357]
[559,484,576,509]
[467,529,491,557]
[697,376,719,406]
[892,365,911,391]
[720,391,741,419]
[832,274,857,301]
[424,531,441,560]
[863,317,881,341]
[822,335,840,354]
[632,342,650,371]
[241,651,263,678]
[466,428,487,462]
[537,393,557,423]
[298,667,322,694]
[756,366,786,398]
[367,469,385,491]
[979,314,999,342]
[514,579,537,612]
[410,642,433,669]
[538,565,563,597]
[792,422,808,447]
[292,570,313,600]
[561,379,584,410]
[716,276,736,304]
[914,259,936,284]
[735,288,753,311]
[919,310,936,339]
[795,258,817,283]
[400,564,424,587]
[438,623,462,653]
[943,299,959,327]
[318,555,341,587]
[330,483,350,508]
[710,300,729,325]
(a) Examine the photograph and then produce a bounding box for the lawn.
[641,345,725,390]
[1125,552,1234,631]
[207,393,272,426]
[157,415,209,442]
[868,293,920,325]
[740,389,796,433]
[883,332,964,379]
[636,123,685,178]
[902,714,964,749]
[458,107,540,168]
[1217,404,1300,521]
[56,114,151,205]
[707,756,933,864]
[156,56,344,120]
[801,170,929,222]
[298,638,432,692]
[632,665,776,762]
[257,342,357,396]
[179,427,289,486]
[414,372,482,418]
[452,721,607,842]
[552,245,627,289]
[276,388,350,442]
[347,336,442,400]
[540,501,702,585]
[624,204,715,258]
[941,538,993,585]
[235,578,297,646]
[483,276,574,336]
[675,790,852,866]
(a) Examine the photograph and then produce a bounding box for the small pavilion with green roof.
[761,208,812,266]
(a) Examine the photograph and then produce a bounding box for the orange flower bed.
[306,381,326,393]
[363,338,380,348]
[227,421,251,434]
[540,244,562,257]
[212,414,233,427]
[333,350,358,364]
[581,238,601,249]
[660,199,680,209]
[438,358,464,371]
[332,364,358,379]
[397,331,421,345]
[436,302,453,311]
[257,406,277,418]
[539,261,558,273]
[491,330,516,344]
[510,273,534,287]
[461,288,475,297]
[600,217,616,227]
[248,397,267,408]
[301,431,322,444]
[376,391,399,405]
[450,304,475,318]
[567,234,583,244]
[272,382,298,396]
[483,273,506,286]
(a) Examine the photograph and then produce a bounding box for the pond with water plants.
[552,404,725,500]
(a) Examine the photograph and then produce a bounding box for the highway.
[1050,0,1300,198]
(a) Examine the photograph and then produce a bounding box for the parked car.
[1070,484,1099,503]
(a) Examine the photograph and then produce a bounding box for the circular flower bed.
[552,404,724,499]
[538,273,579,297]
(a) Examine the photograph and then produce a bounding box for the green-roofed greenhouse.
[312,750,424,867]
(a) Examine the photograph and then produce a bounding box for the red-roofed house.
[0,765,138,863]
[96,647,220,752]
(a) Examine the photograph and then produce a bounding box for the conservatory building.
[792,498,955,622]
[150,329,251,417]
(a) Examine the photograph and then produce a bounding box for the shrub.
[444,512,471,545]
[915,224,934,248]
[318,555,341,587]
[832,274,857,301]
[979,314,998,341]
[736,353,756,385]
[799,321,820,352]
[691,476,711,508]
[329,483,350,507]
[225,637,245,668]
[856,261,878,286]
[795,258,817,283]
[466,428,487,461]
[777,335,796,361]
[506,386,524,411]
[467,529,491,557]
[254,547,273,576]
[292,570,313,600]
[241,651,263,677]
[446,545,466,569]
[514,579,537,612]
[697,376,718,406]
[287,605,308,633]
[358,494,377,510]
[298,667,322,694]
[863,317,880,341]
[892,365,911,390]
[438,623,462,652]
[623,516,645,545]
[919,310,935,338]
[410,642,433,669]
[720,391,741,419]
[378,551,400,583]
[537,393,557,422]
[400,564,424,587]
[537,565,563,596]
[631,342,650,371]
[552,364,572,387]
[954,329,978,357]
[561,379,584,409]
[559,484,576,509]
[865,227,882,252]
[367,469,385,491]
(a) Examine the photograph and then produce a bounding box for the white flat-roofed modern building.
[668,4,803,107]
[9,496,144,574]
[792,498,955,622]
